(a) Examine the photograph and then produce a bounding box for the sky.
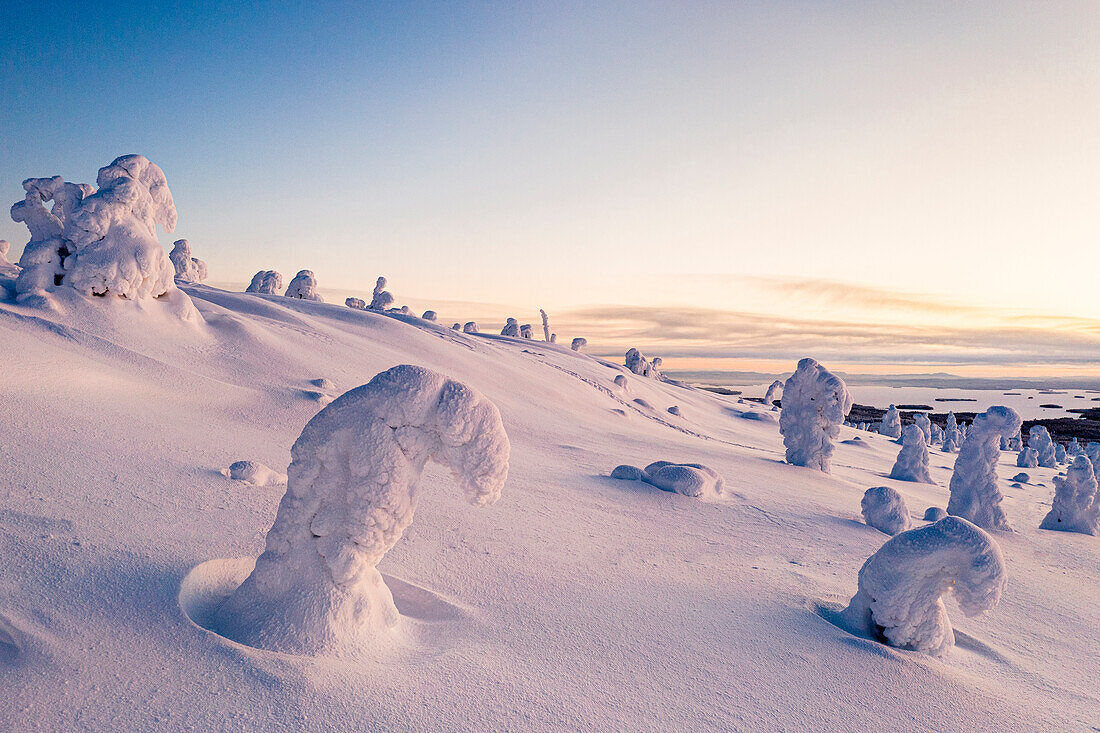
[2,1,1099,376]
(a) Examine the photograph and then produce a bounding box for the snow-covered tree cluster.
[778,358,852,473]
[10,155,183,301]
[169,239,207,283]
[246,270,282,294]
[213,365,510,654]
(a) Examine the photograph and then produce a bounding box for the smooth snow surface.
[2,286,1098,729]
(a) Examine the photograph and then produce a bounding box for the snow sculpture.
[880,405,902,439]
[369,276,393,310]
[519,324,533,339]
[0,240,19,278]
[778,358,852,473]
[1029,425,1056,468]
[841,516,1006,657]
[169,239,207,283]
[540,309,551,341]
[763,379,783,406]
[861,486,911,534]
[247,270,282,294]
[346,297,366,309]
[913,413,932,444]
[1017,447,1038,468]
[462,321,479,334]
[1039,454,1100,535]
[422,310,437,321]
[947,406,1021,531]
[942,413,960,452]
[501,318,519,337]
[214,365,510,654]
[923,507,948,521]
[570,337,587,352]
[285,270,322,301]
[889,425,933,483]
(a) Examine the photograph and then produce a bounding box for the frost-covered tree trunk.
[778,358,852,473]
[947,406,1021,531]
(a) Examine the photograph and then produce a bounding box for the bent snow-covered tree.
[214,365,510,654]
[880,405,902,439]
[889,425,933,483]
[841,516,1006,657]
[285,270,322,301]
[169,239,207,283]
[947,406,1021,531]
[246,270,282,294]
[1040,454,1100,535]
[763,379,783,406]
[0,240,18,278]
[778,358,853,473]
[1029,425,1056,468]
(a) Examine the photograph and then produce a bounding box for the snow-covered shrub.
[246,270,282,294]
[13,157,180,300]
[931,424,944,446]
[1029,425,1056,468]
[889,425,933,483]
[422,310,437,322]
[913,413,932,444]
[462,321,479,334]
[1017,447,1038,468]
[642,461,723,498]
[227,460,286,487]
[778,358,852,473]
[571,337,586,352]
[346,297,366,310]
[880,405,902,439]
[369,276,393,310]
[0,240,19,278]
[214,365,510,654]
[501,318,519,337]
[169,239,207,283]
[610,464,645,480]
[1055,444,1067,463]
[1039,454,1100,535]
[285,270,322,301]
[923,507,948,521]
[942,413,960,452]
[519,324,533,339]
[861,486,911,535]
[841,516,1006,657]
[625,348,659,377]
[946,406,1021,531]
[540,309,550,341]
[763,379,783,406]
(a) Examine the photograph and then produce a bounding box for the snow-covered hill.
[1,285,1097,731]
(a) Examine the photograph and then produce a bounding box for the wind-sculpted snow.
[779,358,852,473]
[246,270,282,294]
[880,405,902,439]
[1029,426,1056,468]
[285,270,322,301]
[942,413,960,452]
[842,516,1006,657]
[861,486,911,535]
[1040,454,1100,535]
[169,240,207,283]
[889,425,933,483]
[369,276,393,310]
[213,365,509,654]
[947,406,1021,531]
[1017,447,1038,468]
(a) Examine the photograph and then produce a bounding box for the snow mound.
[613,374,628,389]
[889,425,933,483]
[1012,472,1030,483]
[169,239,207,283]
[643,461,724,498]
[947,406,1021,531]
[225,460,286,487]
[285,270,322,301]
[779,358,852,473]
[1040,454,1100,535]
[668,405,681,417]
[610,465,645,481]
[923,507,948,521]
[246,270,282,294]
[212,365,510,655]
[422,310,437,322]
[861,486,911,535]
[841,516,1007,657]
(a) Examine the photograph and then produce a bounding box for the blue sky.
[3,1,1099,371]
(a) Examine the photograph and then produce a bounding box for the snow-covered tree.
[880,405,902,439]
[931,424,944,446]
[942,413,960,452]
[763,379,783,406]
[947,406,1021,531]
[778,358,853,473]
[913,413,932,444]
[1039,454,1100,535]
[540,309,550,341]
[625,348,660,377]
[369,276,394,310]
[421,310,437,322]
[1087,443,1100,481]
[1029,425,1056,468]
[346,297,366,309]
[0,240,19,278]
[570,337,587,352]
[246,270,282,294]
[169,239,207,283]
[841,516,1006,656]
[519,324,533,339]
[462,321,479,334]
[1055,443,1067,463]
[1067,438,1082,457]
[501,318,519,337]
[285,270,322,301]
[861,486,911,534]
[1017,447,1038,468]
[1008,430,1022,451]
[213,365,510,654]
[890,425,933,483]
